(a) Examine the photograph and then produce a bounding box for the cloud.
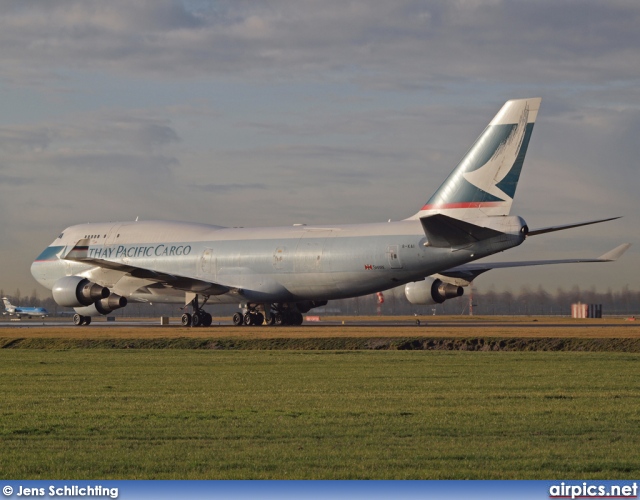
[0,110,181,180]
[2,0,639,88]
[0,125,52,154]
[191,182,267,193]
[0,173,31,186]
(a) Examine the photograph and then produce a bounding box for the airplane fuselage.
[2,304,48,318]
[31,218,526,306]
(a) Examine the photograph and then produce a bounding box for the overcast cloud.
[0,0,638,297]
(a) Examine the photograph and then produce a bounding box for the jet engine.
[52,276,110,307]
[405,277,464,305]
[74,294,128,317]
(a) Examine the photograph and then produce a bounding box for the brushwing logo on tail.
[462,103,529,202]
[413,98,540,218]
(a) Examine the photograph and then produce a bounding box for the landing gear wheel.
[274,313,283,326]
[266,315,275,326]
[282,311,293,325]
[254,313,264,326]
[232,312,243,326]
[73,314,90,326]
[202,312,212,327]
[243,312,254,326]
[181,313,192,327]
[192,312,201,327]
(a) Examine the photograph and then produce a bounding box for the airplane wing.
[62,240,230,296]
[437,243,631,284]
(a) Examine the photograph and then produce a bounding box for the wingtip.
[598,243,631,261]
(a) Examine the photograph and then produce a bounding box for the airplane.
[30,98,630,326]
[2,297,49,318]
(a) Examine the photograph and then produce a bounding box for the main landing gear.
[232,311,266,326]
[73,314,91,326]
[232,304,304,327]
[178,297,307,327]
[181,294,212,327]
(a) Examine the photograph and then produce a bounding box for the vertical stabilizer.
[410,98,541,220]
[2,297,14,312]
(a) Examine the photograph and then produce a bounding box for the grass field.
[1,349,639,479]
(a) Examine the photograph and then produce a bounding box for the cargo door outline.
[386,244,402,269]
[273,246,292,272]
[200,247,216,279]
[294,230,333,273]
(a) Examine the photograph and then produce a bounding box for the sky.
[0,0,638,298]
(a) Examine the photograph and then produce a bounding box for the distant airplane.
[30,98,629,326]
[2,297,49,318]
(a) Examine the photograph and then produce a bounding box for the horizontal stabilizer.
[439,243,631,284]
[527,217,621,236]
[597,243,631,261]
[420,214,504,248]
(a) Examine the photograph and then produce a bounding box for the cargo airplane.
[30,98,629,326]
[2,297,49,318]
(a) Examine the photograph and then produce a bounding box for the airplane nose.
[30,259,49,288]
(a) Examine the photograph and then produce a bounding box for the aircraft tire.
[243,312,253,326]
[181,313,192,327]
[202,312,212,327]
[84,316,91,326]
[274,313,283,326]
[192,312,202,327]
[281,311,295,326]
[73,314,83,326]
[254,313,264,326]
[232,312,243,326]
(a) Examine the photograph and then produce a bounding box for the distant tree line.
[2,285,639,318]
[333,285,640,317]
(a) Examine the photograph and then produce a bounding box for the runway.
[1,315,639,341]
[1,314,638,328]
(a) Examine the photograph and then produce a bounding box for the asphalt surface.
[1,318,637,329]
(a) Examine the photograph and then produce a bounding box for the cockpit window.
[58,233,64,239]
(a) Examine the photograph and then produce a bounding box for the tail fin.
[410,98,541,220]
[2,297,12,308]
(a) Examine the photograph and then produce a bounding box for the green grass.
[3,336,640,351]
[1,350,639,479]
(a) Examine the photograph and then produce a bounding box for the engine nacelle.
[74,294,127,317]
[296,300,329,313]
[405,277,464,305]
[52,276,110,307]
